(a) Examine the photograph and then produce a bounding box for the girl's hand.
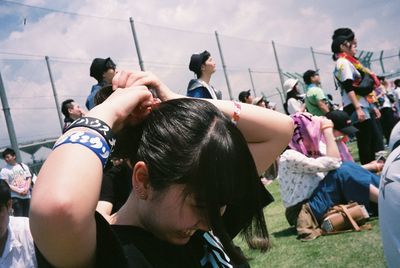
[87,86,153,132]
[112,71,161,90]
[356,107,366,122]
[112,70,176,101]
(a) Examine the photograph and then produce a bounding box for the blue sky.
[0,0,399,162]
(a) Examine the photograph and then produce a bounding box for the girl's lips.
[177,229,196,238]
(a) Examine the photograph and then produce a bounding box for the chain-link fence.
[1,1,399,165]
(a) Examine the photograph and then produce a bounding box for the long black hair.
[331,28,355,61]
[139,99,269,263]
[96,89,270,264]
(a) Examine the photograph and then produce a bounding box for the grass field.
[234,141,387,268]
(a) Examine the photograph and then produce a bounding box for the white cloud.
[300,7,316,17]
[0,0,399,152]
[24,0,47,5]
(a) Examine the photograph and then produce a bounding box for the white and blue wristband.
[65,117,116,150]
[53,130,111,167]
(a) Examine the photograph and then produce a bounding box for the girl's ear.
[132,161,150,200]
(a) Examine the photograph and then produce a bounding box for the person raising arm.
[30,71,293,267]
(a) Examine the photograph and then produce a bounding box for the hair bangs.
[187,117,259,213]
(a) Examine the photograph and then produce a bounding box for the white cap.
[252,96,265,105]
[284,78,298,94]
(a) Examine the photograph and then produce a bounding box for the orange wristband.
[321,124,334,130]
[231,101,241,125]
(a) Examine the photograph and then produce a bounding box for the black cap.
[189,50,210,75]
[326,110,358,135]
[90,57,116,82]
[331,28,355,53]
[303,70,318,85]
[238,90,251,103]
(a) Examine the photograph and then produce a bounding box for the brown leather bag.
[321,202,371,233]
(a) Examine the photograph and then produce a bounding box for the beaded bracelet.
[231,101,241,125]
[53,130,110,167]
[66,117,115,150]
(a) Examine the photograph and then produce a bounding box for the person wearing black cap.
[187,51,221,99]
[393,79,400,118]
[326,110,384,172]
[375,76,396,145]
[332,27,384,164]
[238,90,253,104]
[86,57,117,110]
[326,110,358,136]
[326,110,358,161]
[303,70,330,116]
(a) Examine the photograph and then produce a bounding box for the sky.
[0,0,399,163]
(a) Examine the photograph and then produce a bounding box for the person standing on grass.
[332,27,384,165]
[187,50,221,100]
[392,79,400,118]
[303,70,330,116]
[0,180,37,267]
[283,78,306,115]
[0,148,32,217]
[61,99,85,132]
[238,90,253,104]
[375,76,396,145]
[86,57,117,110]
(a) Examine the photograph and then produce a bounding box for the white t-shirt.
[393,87,400,115]
[287,98,303,115]
[379,145,400,268]
[0,216,37,268]
[278,149,341,208]
[0,163,32,199]
[389,121,400,151]
[334,57,370,108]
[381,94,392,108]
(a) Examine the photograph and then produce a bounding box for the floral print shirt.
[278,149,341,208]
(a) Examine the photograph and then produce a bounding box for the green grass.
[234,141,386,267]
[234,182,385,267]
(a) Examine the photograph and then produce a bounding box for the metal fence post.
[379,50,385,74]
[310,46,323,88]
[0,71,22,162]
[248,68,257,97]
[215,31,233,100]
[129,17,145,71]
[45,56,64,132]
[310,47,319,71]
[272,40,285,96]
[275,87,285,109]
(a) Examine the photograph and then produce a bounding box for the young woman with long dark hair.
[30,71,293,267]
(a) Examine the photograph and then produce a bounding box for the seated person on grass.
[278,112,379,240]
[325,110,384,173]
